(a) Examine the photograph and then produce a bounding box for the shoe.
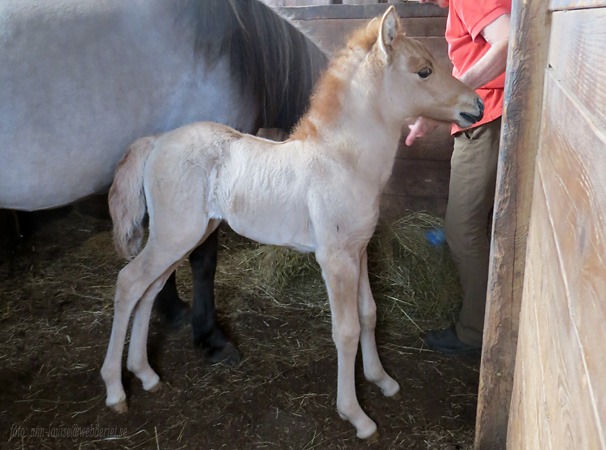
[422,325,481,355]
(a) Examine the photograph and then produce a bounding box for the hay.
[369,213,462,336]
[216,212,462,338]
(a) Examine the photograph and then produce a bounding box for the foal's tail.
[109,136,156,260]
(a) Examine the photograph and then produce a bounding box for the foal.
[101,7,483,439]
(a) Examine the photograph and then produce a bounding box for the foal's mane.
[182,0,327,132]
[290,19,383,141]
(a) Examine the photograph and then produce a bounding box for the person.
[406,0,512,354]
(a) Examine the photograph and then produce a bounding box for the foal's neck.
[291,45,404,190]
[322,85,403,190]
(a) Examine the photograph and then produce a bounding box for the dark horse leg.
[154,228,241,365]
[154,271,189,327]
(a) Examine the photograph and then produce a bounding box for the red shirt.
[446,0,511,133]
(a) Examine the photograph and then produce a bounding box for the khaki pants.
[445,118,501,347]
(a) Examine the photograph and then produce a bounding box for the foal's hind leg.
[126,268,178,394]
[189,229,241,365]
[124,221,223,394]
[101,246,180,412]
[357,249,399,397]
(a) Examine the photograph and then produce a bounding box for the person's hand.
[405,117,440,146]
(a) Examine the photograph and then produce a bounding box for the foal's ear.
[378,6,400,62]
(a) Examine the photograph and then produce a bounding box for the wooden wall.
[479,1,606,448]
[507,4,606,448]
[474,1,550,447]
[282,3,453,219]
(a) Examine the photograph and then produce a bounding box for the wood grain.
[475,0,551,447]
[280,3,447,21]
[548,9,606,130]
[385,159,450,198]
[549,0,606,10]
[396,125,454,161]
[301,18,450,60]
[508,62,606,449]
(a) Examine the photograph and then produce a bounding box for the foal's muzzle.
[459,97,484,125]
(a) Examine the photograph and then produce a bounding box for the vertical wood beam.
[474,1,551,448]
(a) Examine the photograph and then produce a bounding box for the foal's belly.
[221,199,315,253]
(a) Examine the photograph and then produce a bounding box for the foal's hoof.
[389,390,401,400]
[204,342,242,366]
[382,380,400,398]
[356,421,378,440]
[147,381,163,393]
[362,430,379,443]
[109,400,128,414]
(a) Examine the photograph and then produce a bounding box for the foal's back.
[147,122,319,251]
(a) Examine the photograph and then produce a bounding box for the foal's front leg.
[358,249,399,396]
[317,249,377,439]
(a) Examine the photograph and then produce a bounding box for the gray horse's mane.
[183,0,328,132]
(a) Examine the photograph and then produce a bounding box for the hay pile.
[212,212,462,340]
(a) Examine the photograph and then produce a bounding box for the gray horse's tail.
[109,136,156,259]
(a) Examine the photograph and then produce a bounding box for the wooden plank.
[512,167,605,449]
[384,158,450,198]
[513,181,565,450]
[261,0,332,6]
[396,125,454,161]
[509,178,555,450]
[548,8,606,131]
[379,194,447,220]
[342,0,387,4]
[474,0,551,447]
[297,16,446,41]
[539,71,606,446]
[279,3,447,20]
[509,68,606,449]
[515,183,559,450]
[549,0,606,10]
[300,17,449,58]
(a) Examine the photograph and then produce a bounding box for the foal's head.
[372,6,483,128]
[290,7,483,141]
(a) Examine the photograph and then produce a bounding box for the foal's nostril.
[459,97,485,125]
[477,97,484,115]
[460,111,482,125]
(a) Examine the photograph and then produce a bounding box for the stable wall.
[507,4,606,449]
[478,1,606,448]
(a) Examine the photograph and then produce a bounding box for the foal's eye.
[417,67,432,79]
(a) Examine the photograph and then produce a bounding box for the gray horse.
[0,0,327,362]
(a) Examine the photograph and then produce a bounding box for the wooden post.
[474,1,551,448]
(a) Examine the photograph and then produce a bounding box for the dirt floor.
[0,208,480,450]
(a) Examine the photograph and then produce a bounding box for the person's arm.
[405,13,510,146]
[458,14,510,90]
